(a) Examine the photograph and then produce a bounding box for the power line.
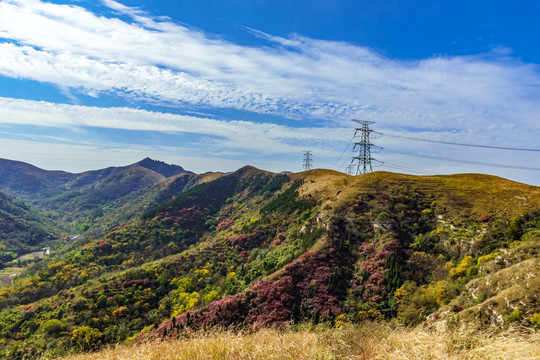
[382,133,540,152]
[382,163,428,175]
[333,135,355,167]
[383,148,540,171]
[312,155,335,168]
[380,161,433,175]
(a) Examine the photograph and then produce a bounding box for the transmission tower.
[351,119,377,175]
[303,150,313,171]
[345,164,355,175]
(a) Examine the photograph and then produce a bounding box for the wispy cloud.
[0,97,347,156]
[0,0,538,132]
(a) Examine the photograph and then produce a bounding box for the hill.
[0,191,56,269]
[0,166,538,359]
[136,157,194,177]
[0,159,75,201]
[0,158,196,234]
[0,157,192,203]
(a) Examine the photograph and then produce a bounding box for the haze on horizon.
[0,0,539,186]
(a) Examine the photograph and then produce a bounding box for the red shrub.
[360,242,375,255]
[217,217,235,230]
[381,240,400,252]
[479,214,493,222]
[369,271,384,286]
[360,260,376,275]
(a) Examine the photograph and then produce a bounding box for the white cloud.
[0,96,347,156]
[0,0,538,133]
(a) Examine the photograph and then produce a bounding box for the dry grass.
[295,170,540,225]
[58,323,540,360]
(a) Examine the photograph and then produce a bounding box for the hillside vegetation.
[0,158,195,235]
[0,164,538,359]
[0,191,56,269]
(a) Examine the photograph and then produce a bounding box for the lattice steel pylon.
[303,150,313,171]
[351,119,377,175]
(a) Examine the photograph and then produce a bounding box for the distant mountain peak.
[135,158,194,177]
[233,165,272,176]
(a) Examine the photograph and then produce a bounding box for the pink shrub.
[382,240,400,252]
[217,217,235,230]
[360,242,375,255]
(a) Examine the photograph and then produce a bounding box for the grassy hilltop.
[0,164,538,359]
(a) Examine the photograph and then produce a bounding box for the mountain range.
[0,157,192,202]
[0,157,199,235]
[0,158,538,359]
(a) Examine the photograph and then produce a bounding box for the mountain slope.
[0,191,55,267]
[0,158,196,234]
[426,237,540,330]
[142,170,539,339]
[0,158,75,201]
[0,157,192,203]
[136,157,193,177]
[46,164,167,212]
[0,168,538,359]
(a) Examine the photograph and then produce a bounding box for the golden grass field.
[60,323,539,360]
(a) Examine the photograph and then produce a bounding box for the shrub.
[530,312,540,328]
[112,306,127,318]
[395,280,457,326]
[506,216,523,240]
[334,314,351,328]
[465,265,478,278]
[71,326,103,351]
[504,309,523,323]
[477,252,498,265]
[449,256,474,279]
[95,294,108,308]
[473,292,486,305]
[42,319,66,337]
[356,309,384,322]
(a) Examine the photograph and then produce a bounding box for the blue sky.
[0,0,539,185]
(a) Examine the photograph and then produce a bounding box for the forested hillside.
[0,158,190,203]
[0,158,196,235]
[0,166,538,359]
[0,191,56,268]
